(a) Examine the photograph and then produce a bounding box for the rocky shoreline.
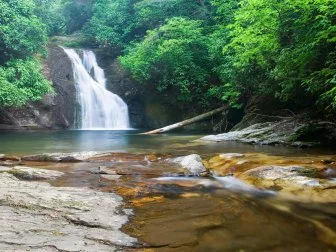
[201,118,336,147]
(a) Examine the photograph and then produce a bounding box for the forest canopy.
[0,0,335,114]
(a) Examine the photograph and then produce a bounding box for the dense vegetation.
[81,0,336,114]
[1,0,335,116]
[0,0,52,106]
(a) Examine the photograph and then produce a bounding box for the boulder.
[169,154,208,176]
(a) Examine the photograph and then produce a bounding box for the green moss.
[296,168,318,178]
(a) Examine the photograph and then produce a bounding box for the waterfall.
[63,48,131,130]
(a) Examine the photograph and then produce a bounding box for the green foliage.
[0,58,53,107]
[34,0,66,35]
[0,0,48,61]
[213,0,336,110]
[62,0,94,34]
[2,0,336,114]
[120,17,216,105]
[84,0,137,49]
[0,0,53,107]
[135,0,213,30]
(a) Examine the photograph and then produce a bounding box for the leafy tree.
[34,0,66,35]
[84,0,137,49]
[0,0,48,61]
[135,0,213,30]
[0,0,52,107]
[62,0,94,34]
[0,58,52,107]
[120,17,218,106]
[214,0,336,110]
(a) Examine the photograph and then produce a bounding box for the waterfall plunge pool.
[0,129,335,156]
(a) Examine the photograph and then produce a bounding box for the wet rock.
[201,122,276,143]
[0,155,22,167]
[0,166,64,180]
[201,119,336,147]
[219,153,245,159]
[0,155,21,162]
[90,166,118,175]
[22,151,103,162]
[101,174,122,180]
[239,165,336,202]
[0,160,23,166]
[243,165,321,186]
[0,173,136,251]
[169,154,208,176]
[320,167,336,179]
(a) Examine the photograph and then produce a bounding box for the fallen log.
[141,105,229,135]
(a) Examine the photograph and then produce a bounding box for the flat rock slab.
[240,165,336,202]
[0,173,136,251]
[0,166,64,180]
[22,152,105,162]
[243,165,320,185]
[200,121,314,146]
[219,153,245,159]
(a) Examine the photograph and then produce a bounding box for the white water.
[63,48,131,130]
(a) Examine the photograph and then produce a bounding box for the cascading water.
[63,48,131,130]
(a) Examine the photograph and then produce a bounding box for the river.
[0,130,335,251]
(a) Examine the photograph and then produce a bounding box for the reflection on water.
[0,130,335,156]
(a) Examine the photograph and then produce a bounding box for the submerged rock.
[169,154,208,176]
[0,166,64,180]
[0,173,136,251]
[219,153,245,159]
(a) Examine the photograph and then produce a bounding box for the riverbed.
[0,130,335,251]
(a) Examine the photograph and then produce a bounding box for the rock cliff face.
[0,46,76,130]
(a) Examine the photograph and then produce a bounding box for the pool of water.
[0,130,334,156]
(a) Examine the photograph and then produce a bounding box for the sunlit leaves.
[0,58,53,107]
[120,17,215,105]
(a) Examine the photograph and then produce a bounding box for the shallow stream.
[0,130,335,251]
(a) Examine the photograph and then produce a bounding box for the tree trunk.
[141,105,229,135]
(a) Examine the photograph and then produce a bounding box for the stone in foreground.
[0,173,136,251]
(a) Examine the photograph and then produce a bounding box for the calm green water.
[0,130,334,156]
